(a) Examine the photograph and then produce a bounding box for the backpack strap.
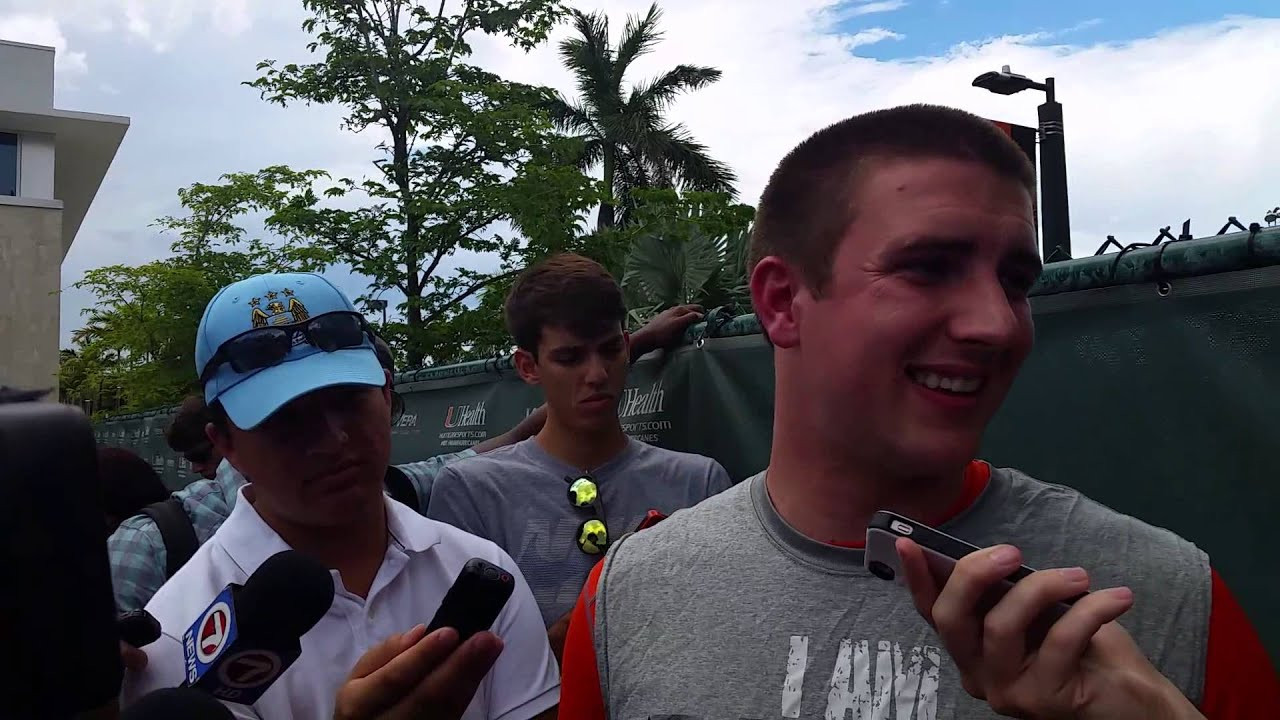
[383,466,419,512]
[140,497,199,579]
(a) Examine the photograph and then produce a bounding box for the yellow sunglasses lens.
[577,519,609,554]
[567,477,599,507]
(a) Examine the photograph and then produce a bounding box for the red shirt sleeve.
[1200,568,1280,719]
[560,559,607,720]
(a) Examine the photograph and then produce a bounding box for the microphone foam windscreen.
[121,687,235,720]
[0,403,121,715]
[237,549,335,640]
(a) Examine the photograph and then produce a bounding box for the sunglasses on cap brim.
[566,474,610,555]
[200,311,374,384]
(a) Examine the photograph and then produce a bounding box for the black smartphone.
[425,558,516,643]
[865,511,1086,642]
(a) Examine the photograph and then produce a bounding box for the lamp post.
[368,298,388,326]
[972,65,1072,262]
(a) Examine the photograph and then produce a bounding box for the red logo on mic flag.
[196,601,233,663]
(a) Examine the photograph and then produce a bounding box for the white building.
[0,39,129,394]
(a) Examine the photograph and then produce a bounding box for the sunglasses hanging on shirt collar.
[566,474,609,555]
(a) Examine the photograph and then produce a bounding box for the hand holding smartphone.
[864,511,1087,643]
[425,558,516,644]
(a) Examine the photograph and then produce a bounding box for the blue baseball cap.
[195,272,385,430]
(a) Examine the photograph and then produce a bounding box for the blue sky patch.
[834,0,1277,60]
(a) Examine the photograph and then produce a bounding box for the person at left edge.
[107,299,697,615]
[120,272,559,720]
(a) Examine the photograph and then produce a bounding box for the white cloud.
[478,3,1280,256]
[44,0,1280,344]
[0,0,258,52]
[0,14,88,76]
[846,27,904,49]
[841,0,909,18]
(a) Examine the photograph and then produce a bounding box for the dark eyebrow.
[1004,247,1044,277]
[882,235,978,260]
[886,235,1043,274]
[548,343,586,355]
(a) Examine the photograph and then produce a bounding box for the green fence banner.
[95,225,1280,665]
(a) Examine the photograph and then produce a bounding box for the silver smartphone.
[864,510,1085,640]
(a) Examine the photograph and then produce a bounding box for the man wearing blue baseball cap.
[122,272,560,720]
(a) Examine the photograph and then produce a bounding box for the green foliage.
[546,2,736,231]
[246,0,600,366]
[60,168,332,417]
[613,189,755,326]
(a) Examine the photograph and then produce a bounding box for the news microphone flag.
[181,550,334,705]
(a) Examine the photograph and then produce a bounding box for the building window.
[0,133,16,196]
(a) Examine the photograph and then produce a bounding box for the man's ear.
[513,348,540,385]
[750,255,803,349]
[205,421,231,464]
[382,369,393,401]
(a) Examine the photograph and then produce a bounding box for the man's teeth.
[910,370,983,394]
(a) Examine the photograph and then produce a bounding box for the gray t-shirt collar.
[520,435,642,478]
[749,467,1004,576]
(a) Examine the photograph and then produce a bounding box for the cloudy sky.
[0,0,1276,348]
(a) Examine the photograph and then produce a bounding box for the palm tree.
[622,219,754,326]
[548,3,737,231]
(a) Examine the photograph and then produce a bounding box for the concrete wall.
[0,40,54,111]
[0,201,63,393]
[18,132,54,199]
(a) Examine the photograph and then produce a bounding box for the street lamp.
[368,298,388,326]
[973,65,1072,262]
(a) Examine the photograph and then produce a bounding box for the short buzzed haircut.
[750,104,1037,295]
[505,253,626,354]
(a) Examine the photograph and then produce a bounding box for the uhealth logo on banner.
[439,401,486,447]
[619,381,669,443]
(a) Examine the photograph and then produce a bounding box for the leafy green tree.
[247,0,600,367]
[61,167,332,416]
[547,2,737,231]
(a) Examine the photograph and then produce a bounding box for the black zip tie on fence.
[1217,217,1248,235]
[1043,245,1071,263]
[483,356,505,376]
[1094,235,1126,255]
[695,306,736,348]
[1246,222,1263,262]
[1152,220,1195,281]
[1108,241,1155,281]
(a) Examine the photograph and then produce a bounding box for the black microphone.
[181,549,334,704]
[120,687,235,720]
[118,609,162,648]
[0,402,122,717]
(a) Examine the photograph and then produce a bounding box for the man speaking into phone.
[558,104,1280,719]
[122,272,558,720]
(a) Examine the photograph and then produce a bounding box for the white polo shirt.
[121,486,560,720]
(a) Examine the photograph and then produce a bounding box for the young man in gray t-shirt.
[558,106,1278,718]
[428,254,732,661]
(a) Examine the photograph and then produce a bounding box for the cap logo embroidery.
[250,288,310,328]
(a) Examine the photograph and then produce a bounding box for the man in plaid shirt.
[108,305,703,612]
